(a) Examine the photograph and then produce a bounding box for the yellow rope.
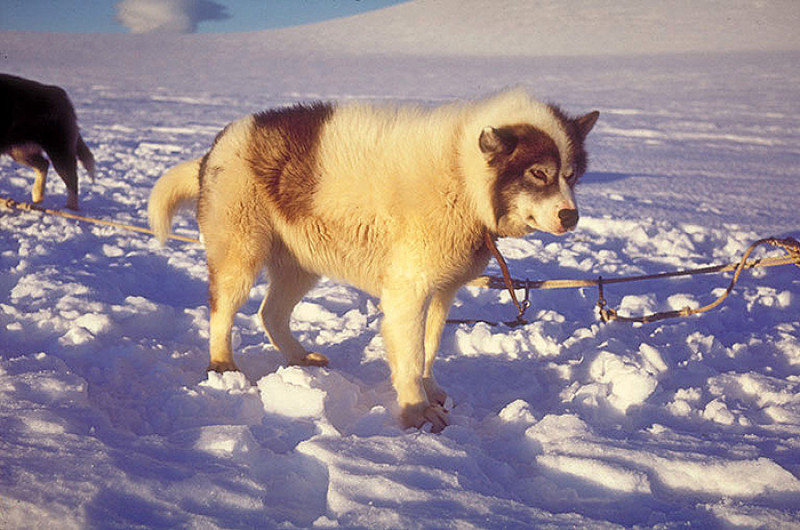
[457,237,798,325]
[596,237,800,323]
[3,195,797,325]
[1,196,199,244]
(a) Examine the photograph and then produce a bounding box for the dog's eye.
[529,169,548,183]
[564,172,576,185]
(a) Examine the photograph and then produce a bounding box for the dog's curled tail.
[148,158,202,245]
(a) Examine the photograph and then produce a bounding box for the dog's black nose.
[558,208,579,229]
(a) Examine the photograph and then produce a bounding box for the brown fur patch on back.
[247,102,334,222]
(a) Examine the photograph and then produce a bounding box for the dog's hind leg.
[9,145,49,203]
[259,245,325,367]
[205,235,266,373]
[46,145,80,210]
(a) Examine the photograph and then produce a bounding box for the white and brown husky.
[148,89,598,431]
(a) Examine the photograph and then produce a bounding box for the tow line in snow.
[3,195,798,326]
[465,235,799,326]
[1,195,199,244]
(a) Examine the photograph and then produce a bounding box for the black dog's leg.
[46,145,80,210]
[10,146,50,203]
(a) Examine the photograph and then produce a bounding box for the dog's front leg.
[381,285,448,432]
[422,287,458,407]
[30,159,49,204]
[10,146,49,204]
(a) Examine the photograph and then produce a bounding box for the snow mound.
[526,414,800,497]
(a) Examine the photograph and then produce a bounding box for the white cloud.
[115,0,229,34]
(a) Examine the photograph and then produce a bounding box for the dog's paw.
[207,360,239,373]
[289,352,329,367]
[400,402,449,433]
[423,377,448,407]
[65,191,79,211]
[302,352,329,367]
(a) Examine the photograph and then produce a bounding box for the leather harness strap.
[484,231,529,322]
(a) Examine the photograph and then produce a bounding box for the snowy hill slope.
[1,2,800,529]
[2,0,799,82]
[269,0,800,56]
[2,0,798,98]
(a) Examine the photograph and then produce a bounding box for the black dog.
[1,73,95,209]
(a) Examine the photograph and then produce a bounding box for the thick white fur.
[148,89,582,432]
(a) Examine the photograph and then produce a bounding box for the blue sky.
[0,0,409,34]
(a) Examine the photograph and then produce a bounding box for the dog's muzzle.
[558,208,579,230]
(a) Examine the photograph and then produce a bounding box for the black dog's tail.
[76,135,96,182]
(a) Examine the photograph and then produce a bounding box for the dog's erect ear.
[479,126,518,155]
[574,111,600,140]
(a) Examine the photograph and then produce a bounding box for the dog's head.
[479,108,599,238]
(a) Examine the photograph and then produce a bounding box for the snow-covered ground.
[2,1,799,527]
